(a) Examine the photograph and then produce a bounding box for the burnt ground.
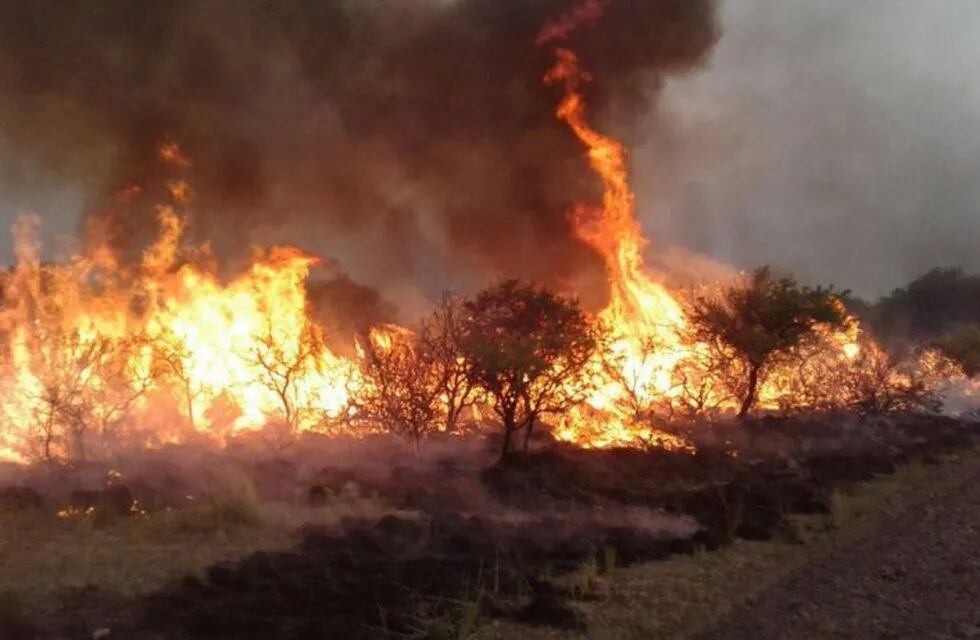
[695,453,980,640]
[0,413,978,639]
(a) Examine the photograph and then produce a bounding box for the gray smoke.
[0,0,718,313]
[636,0,980,298]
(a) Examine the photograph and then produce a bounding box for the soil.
[2,413,978,639]
[695,454,980,640]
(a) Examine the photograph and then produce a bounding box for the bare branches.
[18,328,157,462]
[417,294,481,434]
[346,295,482,448]
[348,329,446,448]
[246,322,324,433]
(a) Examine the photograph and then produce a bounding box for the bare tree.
[247,322,324,433]
[417,293,480,433]
[350,328,446,448]
[346,296,480,448]
[600,336,664,427]
[23,329,156,462]
[151,329,208,431]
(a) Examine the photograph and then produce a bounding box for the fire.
[0,178,353,461]
[0,6,966,463]
[543,48,693,450]
[539,40,878,449]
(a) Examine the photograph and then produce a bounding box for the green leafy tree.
[936,325,980,377]
[460,280,601,458]
[689,267,848,418]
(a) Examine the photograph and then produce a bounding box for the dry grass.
[0,483,401,618]
[480,448,980,640]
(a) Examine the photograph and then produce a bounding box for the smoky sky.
[5,1,973,309]
[636,0,980,299]
[0,0,717,314]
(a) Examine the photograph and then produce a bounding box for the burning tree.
[247,322,325,434]
[16,328,157,462]
[348,295,479,446]
[151,328,208,432]
[689,267,848,419]
[417,294,480,434]
[460,280,601,458]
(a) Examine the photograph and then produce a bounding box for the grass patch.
[829,488,862,529]
[483,448,980,640]
[166,466,264,534]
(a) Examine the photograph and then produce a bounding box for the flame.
[0,25,965,463]
[543,48,692,450]
[0,177,353,461]
[540,46,886,449]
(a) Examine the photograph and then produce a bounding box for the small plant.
[170,467,263,534]
[569,557,603,601]
[406,585,485,640]
[602,546,618,575]
[829,489,861,529]
[893,460,927,487]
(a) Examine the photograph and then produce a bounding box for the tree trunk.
[522,415,536,452]
[43,427,53,461]
[501,420,515,459]
[444,401,459,434]
[185,383,196,431]
[738,363,761,419]
[73,425,86,462]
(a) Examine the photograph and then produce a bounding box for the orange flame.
[544,47,692,449]
[0,18,963,463]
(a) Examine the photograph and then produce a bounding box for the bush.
[936,326,980,377]
[172,466,263,533]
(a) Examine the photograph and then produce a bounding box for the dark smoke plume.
[0,0,717,308]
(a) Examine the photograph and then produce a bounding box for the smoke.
[0,0,718,310]
[635,0,980,299]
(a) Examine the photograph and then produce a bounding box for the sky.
[635,0,980,298]
[0,1,978,302]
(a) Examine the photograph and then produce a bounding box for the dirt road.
[696,458,980,640]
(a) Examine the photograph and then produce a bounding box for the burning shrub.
[688,267,849,418]
[246,323,329,434]
[348,327,450,447]
[345,295,479,447]
[840,345,958,416]
[11,328,159,463]
[598,334,731,429]
[459,280,603,458]
[665,339,743,422]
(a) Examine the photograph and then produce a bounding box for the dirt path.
[695,458,980,640]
